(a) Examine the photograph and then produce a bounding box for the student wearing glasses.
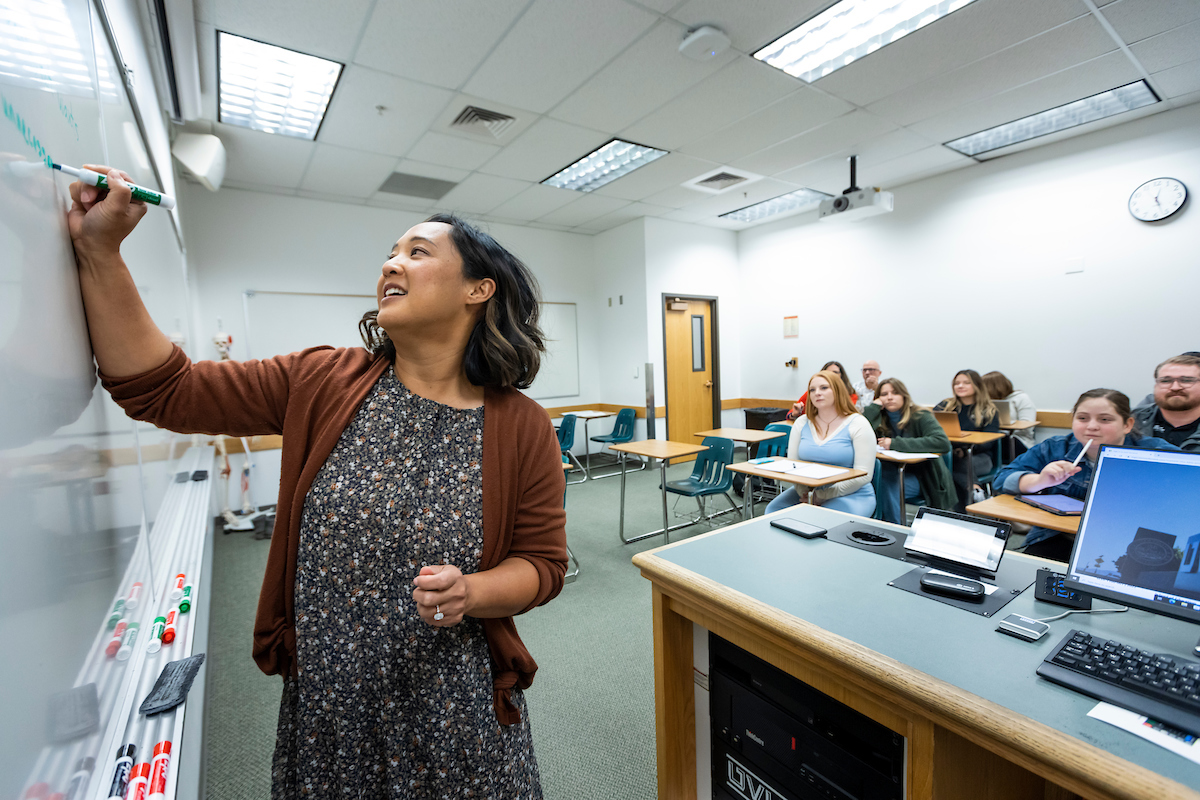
[1133,354,1200,451]
[994,389,1177,562]
[854,360,883,411]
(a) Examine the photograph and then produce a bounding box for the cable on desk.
[1033,605,1129,624]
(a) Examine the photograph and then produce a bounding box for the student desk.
[611,440,708,545]
[555,410,615,479]
[967,494,1081,535]
[632,505,1200,800]
[725,457,867,520]
[875,450,940,523]
[1001,419,1041,462]
[692,427,787,460]
[945,430,1005,490]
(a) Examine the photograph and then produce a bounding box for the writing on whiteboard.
[2,93,54,166]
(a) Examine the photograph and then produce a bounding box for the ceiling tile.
[216,123,315,187]
[813,0,1087,107]
[354,0,529,90]
[393,159,471,183]
[1129,19,1200,74]
[479,118,611,182]
[1153,58,1200,98]
[620,57,801,150]
[462,0,657,113]
[1101,0,1200,45]
[574,200,676,233]
[857,146,974,190]
[867,16,1117,127]
[669,0,828,53]
[677,88,854,164]
[435,174,531,214]
[488,184,582,221]
[536,193,631,226]
[908,51,1142,143]
[366,193,436,213]
[317,67,455,157]
[300,144,398,197]
[773,129,942,193]
[211,0,373,61]
[731,111,898,176]
[591,152,721,201]
[627,0,681,14]
[549,20,735,133]
[406,131,502,170]
[641,184,709,209]
[679,177,801,219]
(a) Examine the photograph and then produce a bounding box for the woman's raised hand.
[67,165,147,259]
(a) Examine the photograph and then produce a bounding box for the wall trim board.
[721,398,794,410]
[102,435,284,466]
[543,402,665,419]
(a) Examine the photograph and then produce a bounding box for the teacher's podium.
[633,506,1200,800]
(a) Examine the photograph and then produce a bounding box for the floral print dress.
[272,370,542,799]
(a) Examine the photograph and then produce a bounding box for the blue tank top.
[797,421,856,468]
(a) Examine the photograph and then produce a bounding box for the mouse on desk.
[920,572,986,601]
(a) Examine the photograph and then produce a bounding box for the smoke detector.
[680,26,730,62]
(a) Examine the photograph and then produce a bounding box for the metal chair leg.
[564,544,579,583]
[564,451,587,484]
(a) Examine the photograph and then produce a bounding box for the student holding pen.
[994,389,1177,562]
[67,166,566,798]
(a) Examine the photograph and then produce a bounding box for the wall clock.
[1128,177,1187,222]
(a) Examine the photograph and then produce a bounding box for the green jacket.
[863,405,958,511]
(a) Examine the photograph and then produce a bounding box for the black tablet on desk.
[1016,494,1084,516]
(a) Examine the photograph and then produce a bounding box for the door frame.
[661,293,722,440]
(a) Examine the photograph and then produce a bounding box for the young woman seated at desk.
[785,360,858,421]
[864,378,956,524]
[982,370,1038,456]
[766,370,876,517]
[994,388,1178,562]
[933,369,1000,511]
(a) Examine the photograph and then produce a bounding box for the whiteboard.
[244,290,376,359]
[528,302,579,400]
[0,0,189,796]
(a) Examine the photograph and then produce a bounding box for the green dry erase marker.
[53,163,176,209]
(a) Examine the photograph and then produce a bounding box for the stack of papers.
[756,460,847,479]
[876,448,940,461]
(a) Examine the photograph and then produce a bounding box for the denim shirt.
[995,433,1178,545]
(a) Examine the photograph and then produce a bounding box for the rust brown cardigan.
[102,345,567,725]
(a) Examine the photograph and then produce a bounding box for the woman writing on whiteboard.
[766,370,876,516]
[68,167,566,798]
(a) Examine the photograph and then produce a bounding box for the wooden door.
[664,298,715,462]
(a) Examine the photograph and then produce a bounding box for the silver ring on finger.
[434,604,444,621]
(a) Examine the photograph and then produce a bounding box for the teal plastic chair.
[588,408,644,478]
[557,415,586,484]
[741,422,791,503]
[974,438,1005,496]
[664,437,737,527]
[871,461,886,520]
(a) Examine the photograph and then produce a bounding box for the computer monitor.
[1065,445,1200,625]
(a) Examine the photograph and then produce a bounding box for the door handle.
[704,380,713,388]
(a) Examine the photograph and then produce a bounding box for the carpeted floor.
[202,454,754,799]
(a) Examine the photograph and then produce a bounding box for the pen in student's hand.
[1070,440,1093,469]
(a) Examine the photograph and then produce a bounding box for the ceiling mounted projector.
[819,155,893,222]
[679,26,730,61]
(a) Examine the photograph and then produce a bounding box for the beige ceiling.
[189,0,1200,233]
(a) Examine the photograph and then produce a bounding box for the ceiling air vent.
[682,166,763,195]
[378,172,457,200]
[449,105,517,140]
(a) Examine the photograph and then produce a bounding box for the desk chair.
[974,438,1004,497]
[663,436,737,533]
[740,422,792,505]
[897,451,953,525]
[588,408,645,479]
[562,456,578,583]
[557,415,587,484]
[871,461,885,520]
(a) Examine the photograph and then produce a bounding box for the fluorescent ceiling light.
[542,139,668,192]
[218,31,342,140]
[754,0,978,83]
[944,81,1159,157]
[720,188,831,224]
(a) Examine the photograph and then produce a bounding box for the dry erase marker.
[52,164,176,209]
[107,744,135,800]
[107,598,124,629]
[169,573,185,601]
[178,584,193,613]
[147,741,171,800]
[116,621,140,661]
[126,582,143,611]
[1071,440,1093,469]
[125,762,151,800]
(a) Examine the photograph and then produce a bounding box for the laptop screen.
[1065,445,1200,624]
[906,507,1009,573]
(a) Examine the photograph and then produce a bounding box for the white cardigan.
[786,414,877,501]
[1005,390,1038,448]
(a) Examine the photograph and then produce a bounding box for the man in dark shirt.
[1133,354,1200,451]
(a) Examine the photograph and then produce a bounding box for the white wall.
[737,102,1200,412]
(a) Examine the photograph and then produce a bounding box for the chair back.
[691,437,735,491]
[611,408,636,442]
[870,461,885,519]
[557,414,577,451]
[760,423,792,459]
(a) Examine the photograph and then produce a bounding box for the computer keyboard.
[1037,629,1200,735]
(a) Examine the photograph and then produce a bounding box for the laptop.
[993,399,1015,426]
[933,411,968,439]
[904,507,1012,581]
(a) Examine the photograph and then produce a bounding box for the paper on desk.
[756,461,847,479]
[1088,702,1200,763]
[876,448,939,461]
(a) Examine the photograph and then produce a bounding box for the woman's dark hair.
[821,360,856,399]
[1072,388,1133,422]
[359,214,546,389]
